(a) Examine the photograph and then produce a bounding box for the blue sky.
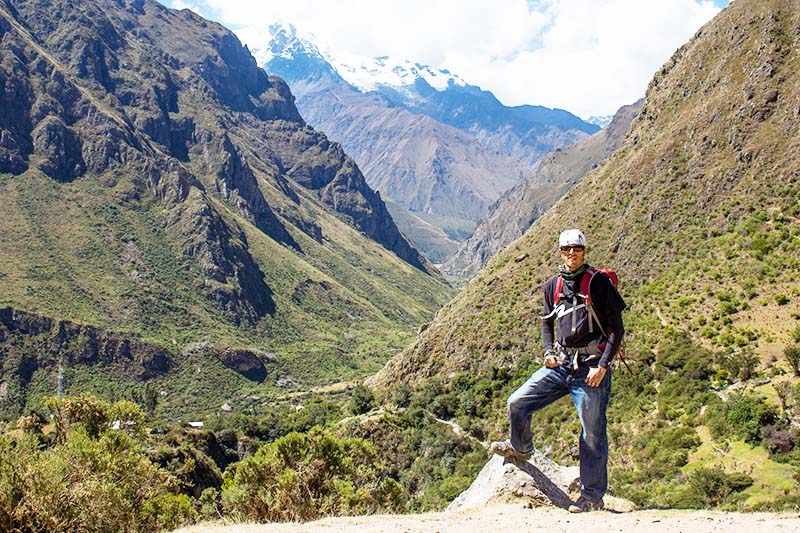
[159,0,730,118]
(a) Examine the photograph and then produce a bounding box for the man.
[490,229,626,513]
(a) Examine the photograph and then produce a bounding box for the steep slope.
[259,26,595,262]
[0,0,452,418]
[371,0,799,389]
[444,100,642,279]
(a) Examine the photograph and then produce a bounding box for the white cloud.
[160,0,724,119]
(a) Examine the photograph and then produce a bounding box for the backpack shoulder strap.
[579,267,598,302]
[554,275,564,305]
[580,267,602,334]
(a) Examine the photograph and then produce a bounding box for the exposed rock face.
[219,348,269,383]
[449,454,578,510]
[0,307,171,406]
[443,100,643,278]
[0,0,280,324]
[256,120,436,273]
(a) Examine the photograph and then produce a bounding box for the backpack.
[554,267,631,373]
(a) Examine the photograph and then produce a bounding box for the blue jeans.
[507,364,611,500]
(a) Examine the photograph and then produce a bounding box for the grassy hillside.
[368,0,800,510]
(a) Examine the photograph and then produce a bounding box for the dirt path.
[174,503,800,533]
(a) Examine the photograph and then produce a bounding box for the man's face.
[560,244,586,272]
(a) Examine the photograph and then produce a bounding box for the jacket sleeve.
[593,274,626,368]
[541,277,556,353]
[598,313,624,368]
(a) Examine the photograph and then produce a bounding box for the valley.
[0,0,798,530]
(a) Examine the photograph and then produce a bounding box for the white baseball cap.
[559,229,586,247]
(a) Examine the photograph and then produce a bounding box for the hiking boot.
[568,495,604,513]
[489,440,532,461]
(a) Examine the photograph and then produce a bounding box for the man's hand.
[544,353,559,368]
[586,366,607,387]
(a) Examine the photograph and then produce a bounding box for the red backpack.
[554,267,630,373]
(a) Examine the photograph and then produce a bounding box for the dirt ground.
[173,502,800,533]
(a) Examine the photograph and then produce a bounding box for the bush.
[350,384,375,415]
[0,424,194,532]
[785,345,800,376]
[725,394,779,444]
[718,349,760,381]
[686,467,753,507]
[222,427,403,522]
[763,425,796,454]
[654,335,715,421]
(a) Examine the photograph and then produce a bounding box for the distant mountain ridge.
[443,99,643,279]
[257,25,598,262]
[586,115,614,128]
[256,24,469,94]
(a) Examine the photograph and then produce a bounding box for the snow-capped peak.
[248,23,325,68]
[254,23,466,94]
[326,50,466,93]
[586,114,613,129]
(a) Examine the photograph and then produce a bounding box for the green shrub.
[719,300,738,316]
[786,345,800,376]
[350,384,376,415]
[612,425,702,507]
[685,467,753,507]
[222,427,403,522]
[718,350,760,381]
[0,426,194,532]
[725,394,779,444]
[750,235,772,260]
[654,335,714,422]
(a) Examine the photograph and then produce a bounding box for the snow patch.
[257,22,466,94]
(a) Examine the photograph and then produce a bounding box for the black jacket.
[541,265,626,368]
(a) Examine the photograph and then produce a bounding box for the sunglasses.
[559,245,585,253]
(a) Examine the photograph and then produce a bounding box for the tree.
[350,384,375,415]
[784,344,800,376]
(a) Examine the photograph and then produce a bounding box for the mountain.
[367,0,800,509]
[0,0,453,418]
[256,25,598,263]
[443,99,643,279]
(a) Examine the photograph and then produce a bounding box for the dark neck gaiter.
[559,263,588,282]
